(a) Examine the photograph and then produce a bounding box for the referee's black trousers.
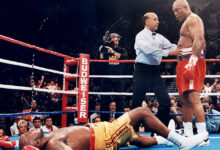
[132,63,171,126]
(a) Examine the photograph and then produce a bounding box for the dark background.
[0,0,219,60]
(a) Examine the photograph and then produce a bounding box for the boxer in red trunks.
[173,0,209,146]
[19,107,208,150]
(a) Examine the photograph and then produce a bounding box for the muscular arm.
[188,15,206,56]
[46,139,72,150]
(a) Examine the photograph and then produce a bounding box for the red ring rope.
[0,34,74,59]
[89,59,220,63]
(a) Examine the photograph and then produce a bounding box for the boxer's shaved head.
[173,0,190,10]
[173,0,191,22]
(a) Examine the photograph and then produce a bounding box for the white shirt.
[10,122,19,136]
[41,125,58,133]
[134,28,176,65]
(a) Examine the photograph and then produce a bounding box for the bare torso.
[177,13,206,52]
[45,126,91,150]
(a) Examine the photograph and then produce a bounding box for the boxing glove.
[0,135,9,141]
[183,64,196,80]
[0,140,16,148]
[22,145,40,150]
[183,55,198,80]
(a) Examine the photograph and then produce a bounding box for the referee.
[132,12,182,126]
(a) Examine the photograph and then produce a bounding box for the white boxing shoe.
[168,131,208,150]
[155,135,174,147]
[168,119,176,131]
[199,137,210,147]
[180,131,208,150]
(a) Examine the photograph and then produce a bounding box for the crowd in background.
[0,67,220,136]
[0,35,220,135]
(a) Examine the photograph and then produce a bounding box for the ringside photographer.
[98,32,128,121]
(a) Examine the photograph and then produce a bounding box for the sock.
[196,122,206,133]
[167,131,184,147]
[183,122,193,137]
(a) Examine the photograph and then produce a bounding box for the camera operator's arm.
[106,47,121,59]
[106,46,128,60]
[119,47,128,59]
[99,45,104,59]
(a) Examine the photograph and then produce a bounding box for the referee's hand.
[169,48,182,56]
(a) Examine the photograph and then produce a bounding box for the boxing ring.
[0,34,220,150]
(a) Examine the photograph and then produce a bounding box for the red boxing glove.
[0,135,9,141]
[183,64,196,80]
[0,140,16,148]
[22,145,40,150]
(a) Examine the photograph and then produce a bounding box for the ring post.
[77,54,90,123]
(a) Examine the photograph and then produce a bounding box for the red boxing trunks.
[176,59,206,95]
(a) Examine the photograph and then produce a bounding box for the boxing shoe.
[22,145,40,150]
[168,119,176,131]
[199,137,210,147]
[167,131,208,150]
[155,136,174,146]
[0,140,16,148]
[0,135,9,141]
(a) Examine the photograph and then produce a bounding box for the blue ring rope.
[0,110,219,118]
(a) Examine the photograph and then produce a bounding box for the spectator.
[94,116,101,123]
[19,92,29,110]
[90,103,101,123]
[0,128,4,138]
[32,117,42,129]
[215,78,220,92]
[199,98,220,133]
[99,32,128,112]
[216,93,220,111]
[202,79,218,96]
[36,75,45,88]
[151,99,159,113]
[46,81,57,90]
[10,116,22,136]
[42,117,58,133]
[18,119,28,135]
[102,101,120,121]
[170,96,183,129]
[22,100,42,127]
[123,104,131,112]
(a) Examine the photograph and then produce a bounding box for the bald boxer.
[173,0,209,146]
[19,107,208,150]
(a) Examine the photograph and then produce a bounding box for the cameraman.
[98,33,128,120]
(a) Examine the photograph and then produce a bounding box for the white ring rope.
[1,57,219,79]
[90,75,220,79]
[0,58,76,77]
[0,84,78,94]
[1,84,220,96]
